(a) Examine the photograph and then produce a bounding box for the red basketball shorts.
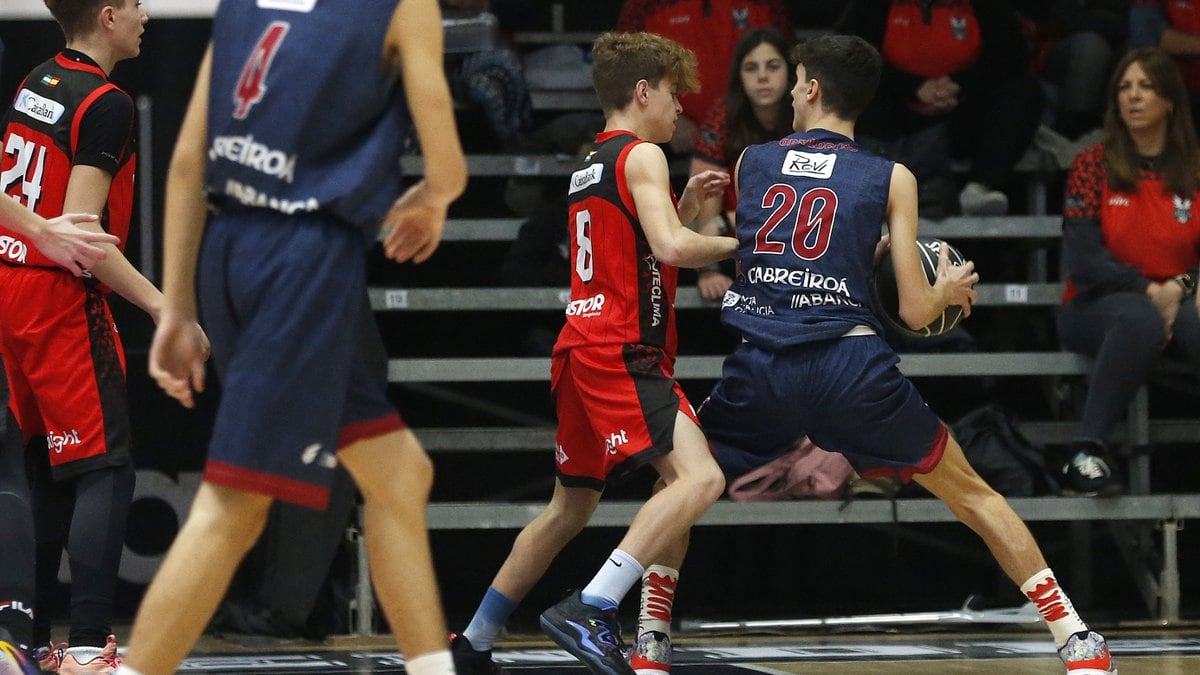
[551,343,698,489]
[0,265,129,478]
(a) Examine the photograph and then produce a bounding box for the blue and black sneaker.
[539,591,633,675]
[0,640,40,675]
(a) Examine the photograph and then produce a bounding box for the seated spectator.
[690,27,796,300]
[616,0,793,154]
[839,0,1045,216]
[1019,0,1129,140]
[1057,47,1200,495]
[1130,0,1200,132]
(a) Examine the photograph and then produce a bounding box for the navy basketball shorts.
[197,210,403,510]
[551,343,699,490]
[699,334,947,482]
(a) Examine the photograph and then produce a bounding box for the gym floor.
[174,628,1200,673]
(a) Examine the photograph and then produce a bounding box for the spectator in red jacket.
[839,0,1045,216]
[1057,47,1200,495]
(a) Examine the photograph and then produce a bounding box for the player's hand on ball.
[936,243,978,317]
[873,233,891,265]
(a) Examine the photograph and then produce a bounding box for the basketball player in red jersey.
[451,31,736,675]
[0,202,115,673]
[0,1,207,671]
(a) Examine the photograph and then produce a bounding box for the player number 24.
[0,132,47,213]
[754,184,837,260]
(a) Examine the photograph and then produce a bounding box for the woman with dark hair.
[689,27,796,300]
[1058,47,1200,494]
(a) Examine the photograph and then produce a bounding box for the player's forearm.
[160,45,211,318]
[408,82,467,204]
[89,248,164,321]
[391,0,466,205]
[0,194,47,237]
[161,156,206,318]
[654,228,737,269]
[897,288,946,331]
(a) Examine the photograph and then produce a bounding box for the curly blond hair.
[591,31,699,113]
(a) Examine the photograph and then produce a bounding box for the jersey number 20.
[233,22,290,120]
[754,184,838,260]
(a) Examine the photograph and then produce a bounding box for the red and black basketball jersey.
[1062,143,1200,303]
[0,51,136,268]
[554,131,680,355]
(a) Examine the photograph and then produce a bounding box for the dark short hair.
[44,0,124,41]
[591,31,699,113]
[790,35,881,121]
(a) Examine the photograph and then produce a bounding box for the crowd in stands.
[451,0,1200,498]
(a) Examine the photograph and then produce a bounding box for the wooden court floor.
[176,628,1200,673]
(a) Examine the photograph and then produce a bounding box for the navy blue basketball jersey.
[205,0,408,235]
[724,129,893,349]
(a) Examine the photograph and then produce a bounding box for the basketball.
[870,237,968,338]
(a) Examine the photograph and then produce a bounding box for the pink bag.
[726,437,855,501]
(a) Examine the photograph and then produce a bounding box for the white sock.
[638,564,679,637]
[582,548,644,609]
[116,667,146,675]
[1020,568,1088,647]
[405,649,454,675]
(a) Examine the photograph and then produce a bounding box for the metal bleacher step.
[414,418,1200,453]
[436,215,1065,243]
[367,283,1064,312]
[385,352,1093,383]
[425,494,1200,530]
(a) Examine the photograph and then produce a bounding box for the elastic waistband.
[842,325,876,337]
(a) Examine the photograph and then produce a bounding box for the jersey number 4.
[233,21,290,120]
[1,132,47,213]
[754,184,838,260]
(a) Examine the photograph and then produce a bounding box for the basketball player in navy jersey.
[450,31,736,675]
[118,1,466,674]
[0,1,210,670]
[685,35,1115,674]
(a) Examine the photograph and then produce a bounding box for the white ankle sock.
[1020,568,1088,647]
[582,548,644,609]
[406,649,454,675]
[116,667,145,675]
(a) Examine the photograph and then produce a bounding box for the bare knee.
[699,466,726,504]
[343,431,434,503]
[186,484,272,554]
[539,499,593,538]
[680,464,725,506]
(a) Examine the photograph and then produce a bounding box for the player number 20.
[753,184,838,260]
